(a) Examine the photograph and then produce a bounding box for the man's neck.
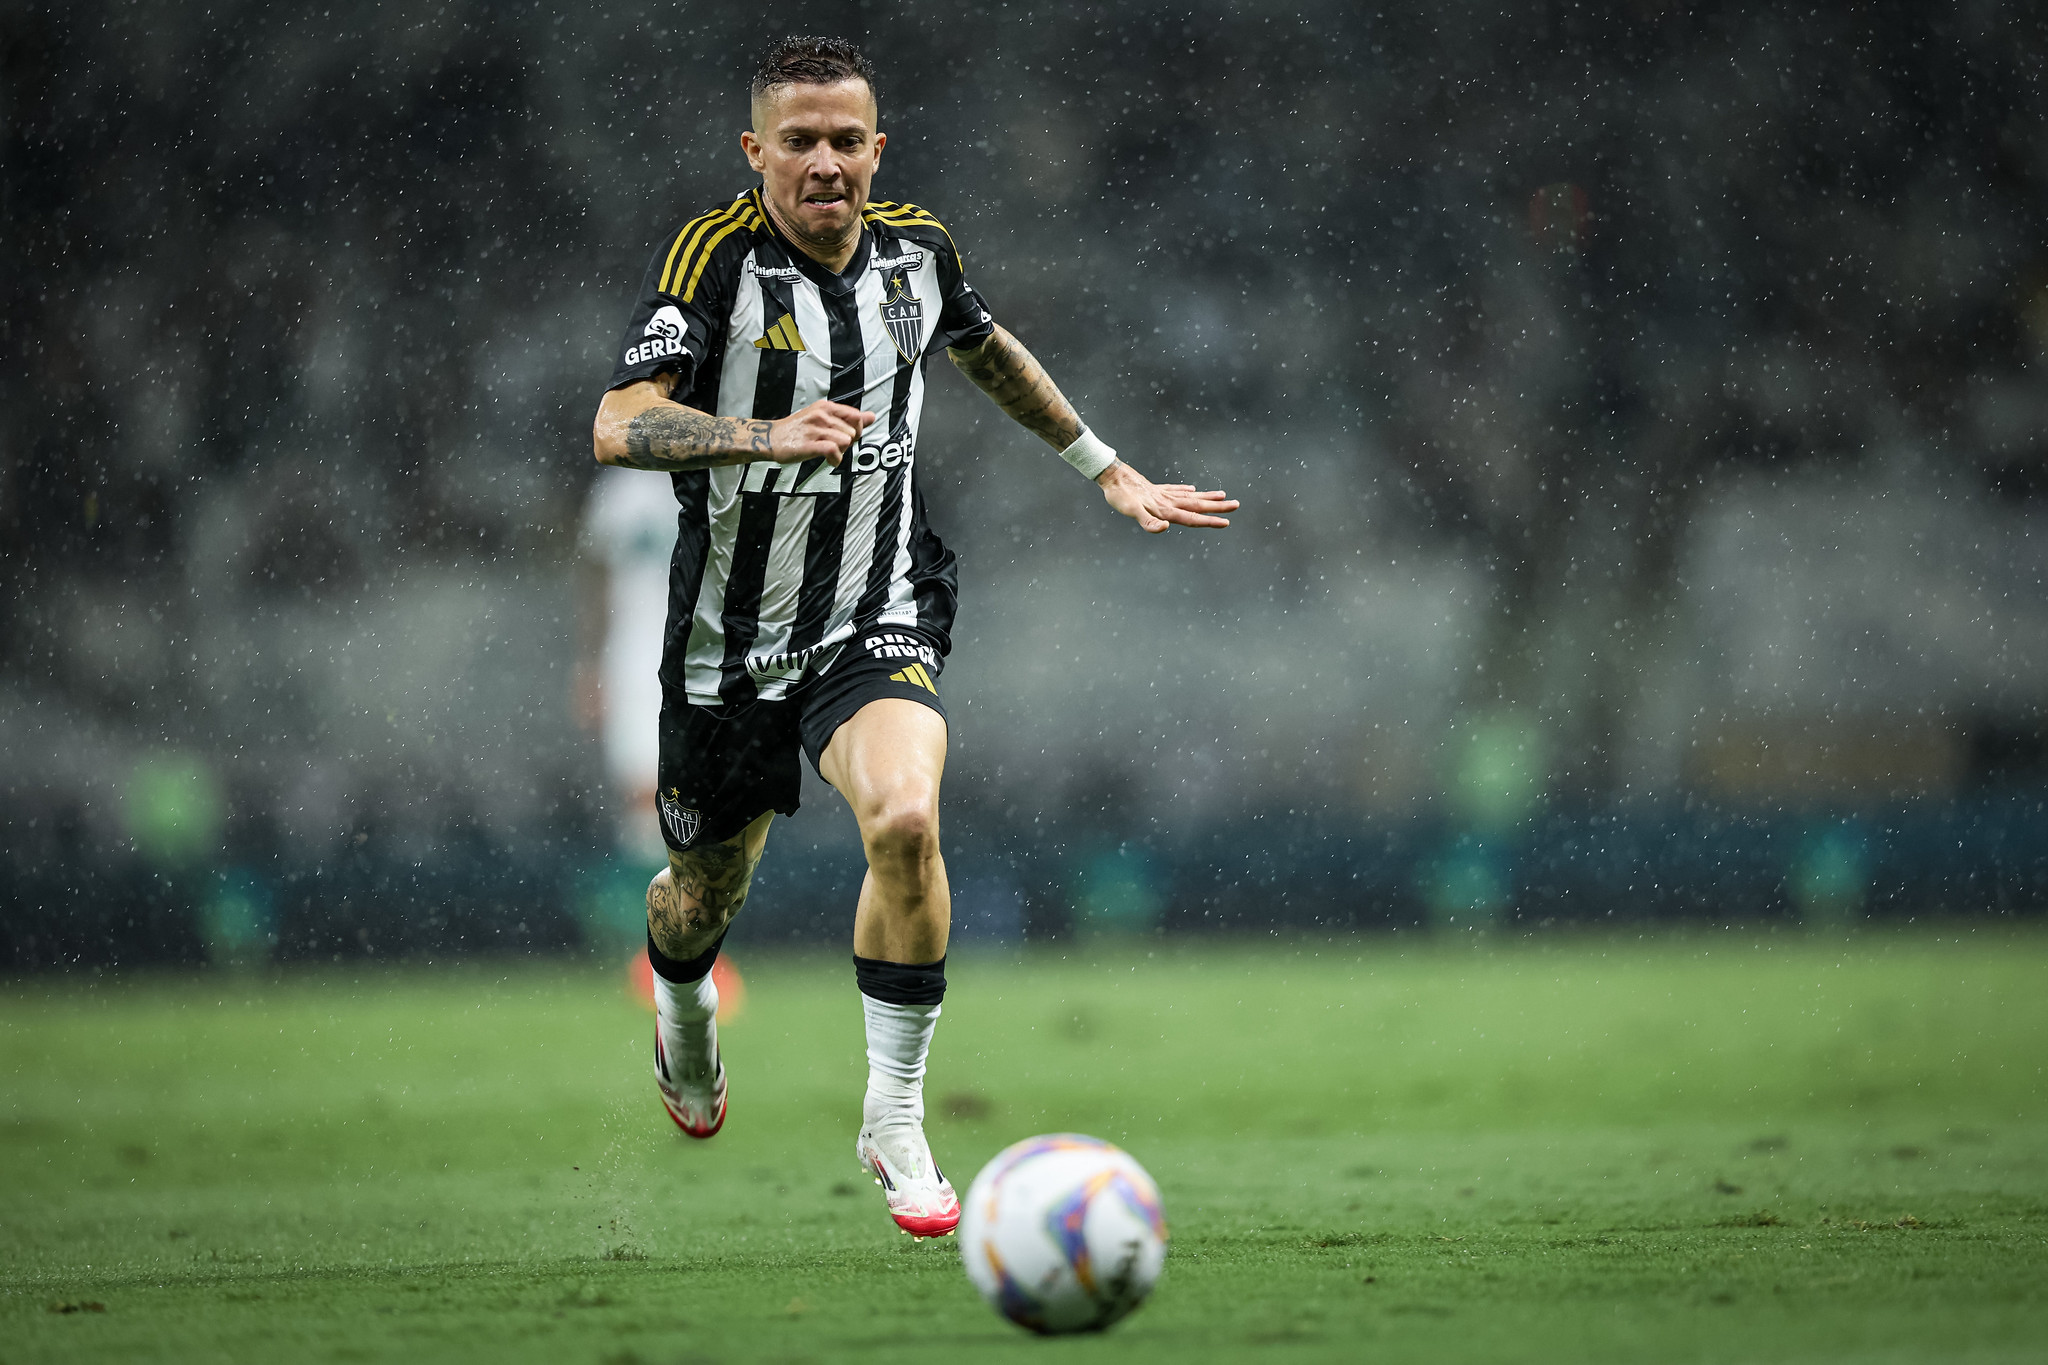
[763,193,862,275]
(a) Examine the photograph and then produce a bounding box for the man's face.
[741,79,884,261]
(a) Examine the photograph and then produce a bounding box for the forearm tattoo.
[647,838,761,956]
[949,326,1085,449]
[621,408,773,472]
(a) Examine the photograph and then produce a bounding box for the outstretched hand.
[1095,461,1238,533]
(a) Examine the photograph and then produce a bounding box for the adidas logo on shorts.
[889,663,937,693]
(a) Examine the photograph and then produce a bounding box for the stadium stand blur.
[5,1,2047,966]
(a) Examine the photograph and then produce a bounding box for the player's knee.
[862,798,939,870]
[645,868,677,908]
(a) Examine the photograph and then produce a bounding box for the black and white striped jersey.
[604,188,996,710]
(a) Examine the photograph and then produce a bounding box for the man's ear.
[740,129,766,173]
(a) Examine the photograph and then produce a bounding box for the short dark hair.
[750,36,877,105]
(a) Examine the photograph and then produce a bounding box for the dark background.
[6,0,2048,966]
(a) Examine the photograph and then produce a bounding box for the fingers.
[799,424,853,463]
[778,403,880,463]
[810,410,866,450]
[1103,477,1238,531]
[1140,489,1234,529]
[816,405,877,464]
[1161,489,1237,526]
[817,400,878,429]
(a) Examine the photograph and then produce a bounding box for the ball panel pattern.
[960,1134,1168,1335]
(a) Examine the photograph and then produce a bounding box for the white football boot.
[857,1118,960,1237]
[654,1028,726,1139]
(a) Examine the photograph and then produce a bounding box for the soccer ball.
[958,1134,1168,1334]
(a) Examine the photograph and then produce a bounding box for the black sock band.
[853,953,947,1006]
[649,930,726,985]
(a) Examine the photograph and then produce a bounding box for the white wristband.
[1059,429,1118,480]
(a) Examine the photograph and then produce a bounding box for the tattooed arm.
[948,325,1239,533]
[615,408,772,473]
[594,371,876,472]
[946,325,1086,451]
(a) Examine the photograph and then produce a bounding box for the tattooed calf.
[646,838,763,958]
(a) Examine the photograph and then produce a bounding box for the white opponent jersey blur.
[603,189,995,709]
[579,465,678,789]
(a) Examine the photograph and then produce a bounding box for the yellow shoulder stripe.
[658,203,739,294]
[865,200,941,227]
[656,227,695,296]
[658,197,758,296]
[681,207,763,301]
[863,201,962,270]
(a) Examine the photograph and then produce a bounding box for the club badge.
[658,788,701,849]
[878,263,925,363]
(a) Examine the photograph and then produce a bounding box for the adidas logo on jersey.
[888,663,938,693]
[624,305,691,367]
[753,315,806,352]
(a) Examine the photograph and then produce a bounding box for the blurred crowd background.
[6,0,2047,967]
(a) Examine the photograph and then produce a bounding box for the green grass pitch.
[2,928,2045,1363]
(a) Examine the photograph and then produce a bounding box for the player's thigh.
[799,628,950,832]
[816,698,948,830]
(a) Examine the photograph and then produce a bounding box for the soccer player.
[590,35,1236,1238]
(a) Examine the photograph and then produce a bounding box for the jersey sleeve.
[604,202,753,393]
[929,232,996,354]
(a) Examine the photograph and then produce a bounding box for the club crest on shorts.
[878,263,925,363]
[659,788,701,849]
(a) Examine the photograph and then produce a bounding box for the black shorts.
[654,626,948,853]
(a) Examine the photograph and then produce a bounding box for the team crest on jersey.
[658,788,701,849]
[878,262,925,362]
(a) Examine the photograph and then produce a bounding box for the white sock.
[861,994,941,1131]
[653,969,720,1084]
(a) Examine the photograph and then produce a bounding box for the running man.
[590,35,1236,1238]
